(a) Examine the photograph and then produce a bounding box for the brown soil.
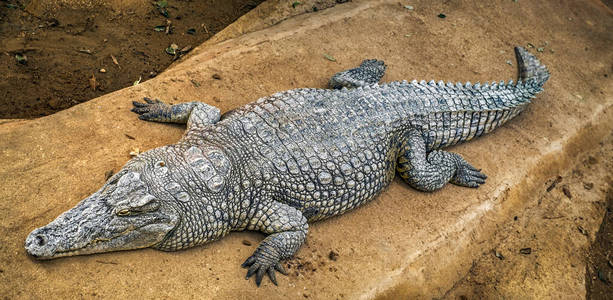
[586,187,613,299]
[0,0,264,118]
[444,134,613,299]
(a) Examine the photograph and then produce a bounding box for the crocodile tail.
[515,46,550,87]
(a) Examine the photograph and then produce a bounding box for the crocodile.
[25,47,549,286]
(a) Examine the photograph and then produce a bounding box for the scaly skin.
[25,47,549,286]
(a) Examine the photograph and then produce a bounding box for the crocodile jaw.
[25,184,179,259]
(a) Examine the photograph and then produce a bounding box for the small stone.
[438,13,446,18]
[129,148,140,157]
[99,68,106,73]
[404,5,414,10]
[494,250,504,260]
[577,225,588,236]
[328,250,339,261]
[241,240,252,246]
[506,60,513,66]
[583,182,593,190]
[519,248,531,255]
[597,269,609,283]
[212,73,221,80]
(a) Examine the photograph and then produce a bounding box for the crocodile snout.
[25,228,54,259]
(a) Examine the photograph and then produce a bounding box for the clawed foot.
[451,159,487,188]
[131,97,170,121]
[241,252,288,287]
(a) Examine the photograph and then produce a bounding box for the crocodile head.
[25,149,182,259]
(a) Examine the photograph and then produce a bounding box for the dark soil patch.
[0,0,263,118]
[586,187,613,300]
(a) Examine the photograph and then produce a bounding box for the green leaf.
[323,53,336,62]
[155,0,167,8]
[165,43,179,55]
[133,76,142,86]
[15,53,27,64]
[159,8,169,18]
[292,1,301,8]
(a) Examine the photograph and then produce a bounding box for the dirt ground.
[444,134,613,299]
[586,186,613,298]
[0,0,264,118]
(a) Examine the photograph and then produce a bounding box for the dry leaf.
[89,73,97,91]
[111,54,120,68]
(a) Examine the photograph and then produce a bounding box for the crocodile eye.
[116,209,130,216]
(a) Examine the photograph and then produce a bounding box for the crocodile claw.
[451,159,487,188]
[241,253,286,287]
[143,97,164,104]
[131,97,169,122]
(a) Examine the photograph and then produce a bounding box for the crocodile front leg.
[131,98,220,130]
[396,129,487,192]
[242,200,308,286]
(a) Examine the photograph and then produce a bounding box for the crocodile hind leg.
[396,129,487,192]
[329,59,386,89]
[131,98,221,130]
[242,200,308,286]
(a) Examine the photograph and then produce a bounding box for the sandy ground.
[1,0,612,299]
[445,133,613,299]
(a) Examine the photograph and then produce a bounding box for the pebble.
[562,185,572,199]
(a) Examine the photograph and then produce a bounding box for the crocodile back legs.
[329,59,387,89]
[396,129,487,192]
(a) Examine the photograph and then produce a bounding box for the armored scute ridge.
[25,47,549,286]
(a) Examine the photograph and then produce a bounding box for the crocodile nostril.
[36,235,46,246]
